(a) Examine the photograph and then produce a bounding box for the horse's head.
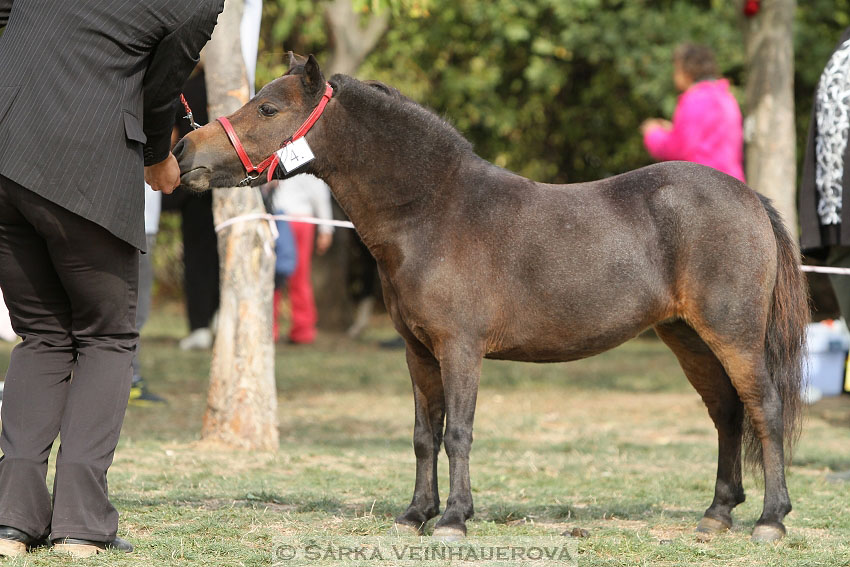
[175,53,328,191]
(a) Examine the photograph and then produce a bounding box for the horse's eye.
[258,104,278,117]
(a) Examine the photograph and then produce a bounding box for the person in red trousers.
[270,174,334,344]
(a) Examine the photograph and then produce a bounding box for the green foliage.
[258,0,330,84]
[351,0,432,17]
[358,0,747,182]
[257,0,432,85]
[258,1,847,183]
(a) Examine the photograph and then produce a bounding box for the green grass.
[1,308,849,566]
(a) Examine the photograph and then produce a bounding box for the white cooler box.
[802,321,850,400]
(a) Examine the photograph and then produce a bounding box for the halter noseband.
[216,82,334,186]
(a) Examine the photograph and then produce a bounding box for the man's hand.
[316,232,333,255]
[144,153,181,194]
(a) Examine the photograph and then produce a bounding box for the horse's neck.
[310,105,471,254]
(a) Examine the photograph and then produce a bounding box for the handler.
[0,0,224,556]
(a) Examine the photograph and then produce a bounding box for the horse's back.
[470,161,774,361]
[391,159,775,363]
[564,161,763,227]
[554,161,775,271]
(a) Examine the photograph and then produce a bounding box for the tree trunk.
[742,0,798,238]
[325,0,389,77]
[313,1,389,331]
[201,0,278,450]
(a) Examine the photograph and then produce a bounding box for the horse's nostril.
[172,138,187,162]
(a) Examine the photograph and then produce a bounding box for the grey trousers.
[827,246,850,324]
[0,175,137,541]
[131,234,157,379]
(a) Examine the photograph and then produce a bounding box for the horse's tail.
[744,194,809,471]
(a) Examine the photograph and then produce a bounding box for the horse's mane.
[362,80,406,100]
[328,74,474,156]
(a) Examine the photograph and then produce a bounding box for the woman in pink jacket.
[642,44,746,183]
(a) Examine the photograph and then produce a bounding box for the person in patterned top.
[800,27,850,323]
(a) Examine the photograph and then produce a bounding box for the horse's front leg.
[394,344,445,534]
[432,343,482,541]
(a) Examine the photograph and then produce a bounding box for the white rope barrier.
[214,212,276,233]
[214,213,355,234]
[212,214,850,277]
[801,265,850,276]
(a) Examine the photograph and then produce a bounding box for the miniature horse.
[175,54,808,543]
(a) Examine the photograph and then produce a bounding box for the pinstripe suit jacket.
[0,0,224,250]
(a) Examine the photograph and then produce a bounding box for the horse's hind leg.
[394,343,445,534]
[655,321,746,538]
[720,353,792,542]
[669,324,793,542]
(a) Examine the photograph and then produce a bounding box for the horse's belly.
[483,318,654,363]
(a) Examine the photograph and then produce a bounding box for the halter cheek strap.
[216,83,334,186]
[217,116,279,186]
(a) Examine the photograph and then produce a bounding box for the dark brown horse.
[175,55,808,543]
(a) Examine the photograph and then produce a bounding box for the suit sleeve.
[0,0,13,28]
[142,0,225,166]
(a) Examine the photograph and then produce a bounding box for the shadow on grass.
[115,491,704,527]
[482,500,702,524]
[115,493,348,516]
[280,433,411,450]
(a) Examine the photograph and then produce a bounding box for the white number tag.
[276,137,315,174]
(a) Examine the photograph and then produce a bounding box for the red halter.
[216,83,334,186]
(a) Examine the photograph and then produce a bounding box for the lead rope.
[180,94,203,130]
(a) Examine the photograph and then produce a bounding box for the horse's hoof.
[695,516,731,541]
[390,522,422,536]
[751,523,785,543]
[432,526,466,542]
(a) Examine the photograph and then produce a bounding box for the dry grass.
[0,311,849,565]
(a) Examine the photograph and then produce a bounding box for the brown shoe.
[52,536,133,557]
[0,525,44,557]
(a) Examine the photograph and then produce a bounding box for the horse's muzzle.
[178,166,211,192]
[174,137,210,191]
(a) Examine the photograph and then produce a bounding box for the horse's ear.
[301,54,325,95]
[287,51,307,71]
